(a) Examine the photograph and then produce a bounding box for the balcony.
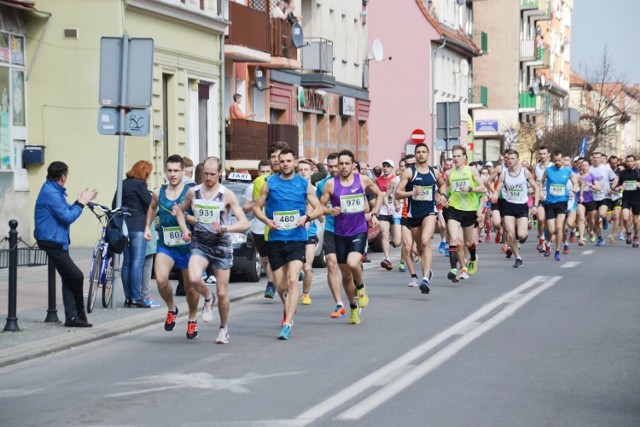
[520,0,550,21]
[520,39,535,60]
[468,86,488,107]
[269,18,301,69]
[300,38,336,88]
[519,92,548,114]
[226,119,299,161]
[523,45,550,69]
[225,1,271,62]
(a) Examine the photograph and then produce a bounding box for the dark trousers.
[37,241,85,321]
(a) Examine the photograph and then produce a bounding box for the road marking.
[295,276,560,423]
[335,275,561,421]
[560,262,581,268]
[582,250,594,255]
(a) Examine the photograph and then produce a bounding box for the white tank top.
[503,167,529,204]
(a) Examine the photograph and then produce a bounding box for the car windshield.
[225,182,254,223]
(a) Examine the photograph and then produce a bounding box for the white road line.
[295,276,556,423]
[582,250,595,255]
[560,262,581,268]
[336,275,562,420]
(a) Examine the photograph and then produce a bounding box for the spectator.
[229,93,255,120]
[271,0,287,19]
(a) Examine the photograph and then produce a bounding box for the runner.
[390,158,408,271]
[175,156,250,344]
[253,149,322,340]
[589,152,617,246]
[612,154,640,247]
[144,155,200,334]
[540,150,579,260]
[376,159,398,270]
[534,146,552,252]
[398,154,421,287]
[577,159,600,246]
[438,145,485,282]
[297,159,321,305]
[562,155,579,254]
[319,150,383,325]
[492,149,539,268]
[395,143,440,293]
[316,153,347,317]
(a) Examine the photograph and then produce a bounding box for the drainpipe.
[431,36,446,167]
[25,8,52,82]
[220,0,228,178]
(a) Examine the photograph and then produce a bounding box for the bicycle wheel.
[102,260,114,308]
[87,248,103,313]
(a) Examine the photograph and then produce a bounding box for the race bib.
[162,226,188,247]
[194,202,221,224]
[623,181,637,191]
[412,186,433,202]
[549,184,565,197]
[452,179,471,192]
[340,194,365,213]
[274,210,300,230]
[594,188,605,197]
[505,187,523,202]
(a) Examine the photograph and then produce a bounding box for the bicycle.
[86,202,130,313]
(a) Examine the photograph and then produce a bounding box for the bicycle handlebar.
[88,202,132,216]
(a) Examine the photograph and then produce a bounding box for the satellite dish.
[372,39,384,62]
[291,23,304,49]
[540,75,546,87]
[459,59,469,76]
[255,66,267,91]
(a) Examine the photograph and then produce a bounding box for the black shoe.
[132,299,151,308]
[64,317,93,327]
[124,297,133,308]
[513,258,523,268]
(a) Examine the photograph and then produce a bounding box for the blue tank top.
[330,174,368,237]
[265,174,308,242]
[316,176,334,232]
[157,185,191,254]
[406,165,438,219]
[545,166,572,204]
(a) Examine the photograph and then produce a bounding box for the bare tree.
[538,123,593,157]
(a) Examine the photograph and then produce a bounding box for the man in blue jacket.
[35,161,97,327]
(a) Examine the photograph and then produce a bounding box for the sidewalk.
[0,247,263,368]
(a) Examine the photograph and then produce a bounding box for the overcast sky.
[571,0,640,85]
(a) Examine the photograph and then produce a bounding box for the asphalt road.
[1,239,639,427]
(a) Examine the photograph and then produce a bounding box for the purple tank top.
[580,173,597,203]
[330,174,368,236]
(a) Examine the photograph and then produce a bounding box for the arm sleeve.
[48,191,83,226]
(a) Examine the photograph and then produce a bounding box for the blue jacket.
[34,179,83,250]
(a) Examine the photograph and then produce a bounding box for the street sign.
[98,107,150,136]
[435,139,447,151]
[410,128,426,144]
[99,37,154,108]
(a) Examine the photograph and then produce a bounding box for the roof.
[415,0,481,57]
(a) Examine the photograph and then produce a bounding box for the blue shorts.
[335,231,368,264]
[191,248,233,270]
[157,246,190,270]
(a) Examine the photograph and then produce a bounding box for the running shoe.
[544,244,551,257]
[348,308,361,325]
[569,230,576,243]
[596,236,604,247]
[144,298,161,308]
[331,305,346,318]
[633,236,639,248]
[578,240,585,246]
[495,230,502,244]
[513,258,523,268]
[357,286,369,308]
[554,251,561,261]
[186,320,198,339]
[609,235,615,244]
[626,232,633,245]
[408,277,419,287]
[602,218,609,230]
[502,244,508,254]
[467,257,478,275]
[164,306,178,331]
[563,244,570,255]
[413,255,421,264]
[216,327,229,344]
[438,241,446,254]
[619,233,625,241]
[505,247,513,259]
[264,281,276,299]
[589,232,596,242]
[459,268,470,280]
[419,278,431,294]
[380,259,393,270]
[301,293,312,305]
[278,324,292,340]
[447,268,459,283]
[537,239,545,252]
[202,295,215,322]
[398,262,407,272]
[444,244,450,257]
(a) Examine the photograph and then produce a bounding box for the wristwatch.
[221,225,227,233]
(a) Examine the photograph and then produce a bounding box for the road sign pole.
[110,33,130,309]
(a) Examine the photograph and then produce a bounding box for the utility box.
[23,145,45,165]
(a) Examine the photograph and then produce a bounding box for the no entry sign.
[411,129,426,144]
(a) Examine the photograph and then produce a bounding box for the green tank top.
[448,166,479,211]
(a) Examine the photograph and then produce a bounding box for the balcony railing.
[270,18,297,60]
[226,119,299,160]
[469,86,488,107]
[519,92,549,113]
[227,1,270,53]
[519,92,536,109]
[520,0,540,9]
[520,39,535,59]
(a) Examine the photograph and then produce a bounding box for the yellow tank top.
[448,166,479,211]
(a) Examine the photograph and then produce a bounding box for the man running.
[492,149,539,268]
[540,150,579,260]
[395,143,439,293]
[589,152,617,246]
[535,146,552,251]
[612,154,640,247]
[144,155,199,335]
[438,145,485,282]
[320,150,383,325]
[253,149,322,340]
[376,159,398,270]
[175,156,249,344]
[297,159,321,305]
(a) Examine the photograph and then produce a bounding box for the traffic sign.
[98,107,150,136]
[411,129,426,144]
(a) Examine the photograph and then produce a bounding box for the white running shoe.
[202,295,216,322]
[216,326,229,344]
[408,277,419,287]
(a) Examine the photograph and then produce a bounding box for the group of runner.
[142,142,639,343]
